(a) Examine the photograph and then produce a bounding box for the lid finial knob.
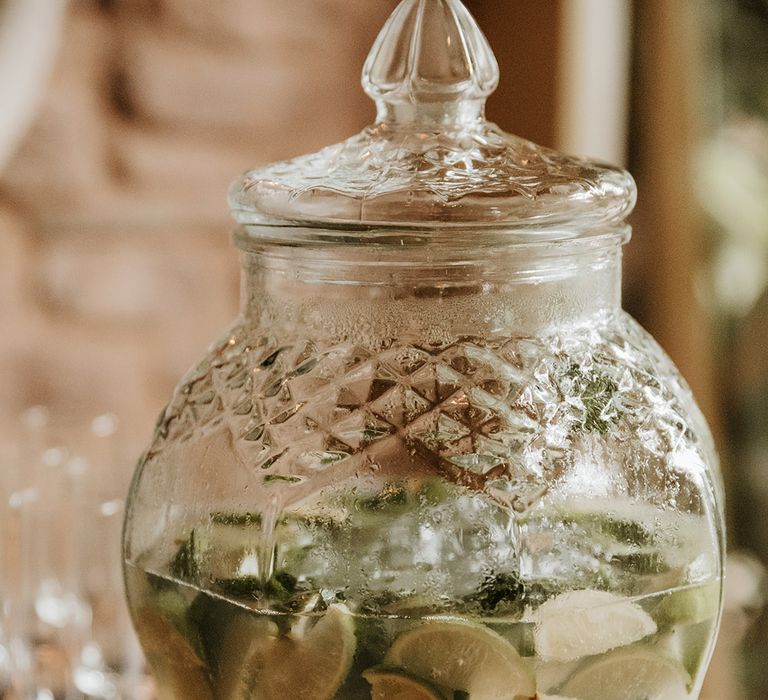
[362,0,499,124]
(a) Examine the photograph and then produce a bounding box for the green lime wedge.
[383,619,536,700]
[133,607,213,700]
[534,659,580,695]
[560,647,691,700]
[532,590,657,662]
[363,667,450,699]
[187,593,278,700]
[656,619,717,691]
[239,604,356,700]
[652,580,721,631]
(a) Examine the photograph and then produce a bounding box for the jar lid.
[229,0,636,234]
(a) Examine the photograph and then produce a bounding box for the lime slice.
[534,659,580,694]
[652,580,720,630]
[239,604,355,700]
[656,618,717,690]
[187,593,278,700]
[383,620,536,700]
[363,667,449,699]
[560,647,691,700]
[532,590,657,662]
[133,607,213,700]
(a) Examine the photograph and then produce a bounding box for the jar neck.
[375,99,487,128]
[238,238,624,347]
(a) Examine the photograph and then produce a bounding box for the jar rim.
[233,223,632,254]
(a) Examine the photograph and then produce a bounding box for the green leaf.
[170,530,202,582]
[360,483,409,511]
[564,363,621,434]
[209,511,262,526]
[263,474,303,484]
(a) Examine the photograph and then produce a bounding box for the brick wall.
[0,0,394,445]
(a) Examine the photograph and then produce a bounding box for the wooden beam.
[630,0,722,438]
[467,0,561,148]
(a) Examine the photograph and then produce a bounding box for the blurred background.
[0,0,766,697]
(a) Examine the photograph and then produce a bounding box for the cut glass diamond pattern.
[146,316,713,514]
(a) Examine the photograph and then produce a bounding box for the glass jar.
[123,2,724,699]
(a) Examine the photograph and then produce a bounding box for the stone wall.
[0,0,394,445]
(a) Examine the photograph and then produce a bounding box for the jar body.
[124,235,723,700]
